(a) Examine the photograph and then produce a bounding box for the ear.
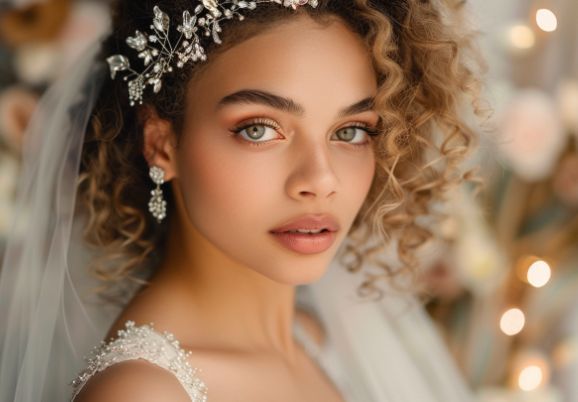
[141,107,178,181]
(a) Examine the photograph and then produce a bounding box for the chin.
[253,254,334,286]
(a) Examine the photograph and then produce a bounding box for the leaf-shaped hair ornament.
[153,6,170,32]
[106,0,318,106]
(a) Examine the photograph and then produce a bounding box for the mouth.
[269,230,337,255]
[269,214,339,254]
[279,228,332,235]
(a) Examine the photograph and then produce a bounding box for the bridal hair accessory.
[149,166,167,222]
[106,0,319,106]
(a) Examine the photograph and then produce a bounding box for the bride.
[0,1,483,401]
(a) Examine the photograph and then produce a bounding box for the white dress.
[69,318,348,402]
[66,278,474,402]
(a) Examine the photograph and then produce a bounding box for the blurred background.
[0,0,576,401]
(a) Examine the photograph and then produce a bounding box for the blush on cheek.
[176,131,277,249]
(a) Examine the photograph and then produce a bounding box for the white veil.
[300,260,474,401]
[0,30,475,402]
[0,43,116,402]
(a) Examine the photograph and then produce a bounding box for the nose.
[285,140,338,201]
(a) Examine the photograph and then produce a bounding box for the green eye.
[332,125,377,145]
[231,119,282,145]
[244,125,267,140]
[336,127,357,142]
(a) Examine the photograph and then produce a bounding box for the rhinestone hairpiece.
[106,0,318,106]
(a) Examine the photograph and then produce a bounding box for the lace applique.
[70,320,208,402]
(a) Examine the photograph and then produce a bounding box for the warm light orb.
[553,338,578,367]
[536,9,558,32]
[518,365,543,391]
[508,24,535,49]
[500,308,526,336]
[527,260,551,287]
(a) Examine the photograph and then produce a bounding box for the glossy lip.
[269,213,340,234]
[270,230,337,255]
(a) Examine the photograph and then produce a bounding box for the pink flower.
[498,89,567,181]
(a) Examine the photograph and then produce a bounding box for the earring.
[148,166,167,222]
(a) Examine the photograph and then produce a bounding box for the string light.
[500,308,526,336]
[511,351,552,393]
[536,9,558,32]
[518,365,543,391]
[527,259,551,288]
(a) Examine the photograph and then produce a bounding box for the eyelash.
[229,118,380,148]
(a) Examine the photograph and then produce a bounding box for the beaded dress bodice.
[70,321,209,401]
[70,319,345,402]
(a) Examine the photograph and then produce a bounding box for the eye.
[230,118,283,145]
[332,123,379,145]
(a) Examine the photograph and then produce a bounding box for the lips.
[269,214,340,254]
[269,213,340,234]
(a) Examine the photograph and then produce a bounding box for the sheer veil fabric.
[0,38,474,402]
[301,261,474,402]
[0,43,114,402]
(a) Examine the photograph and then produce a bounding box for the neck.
[149,210,299,359]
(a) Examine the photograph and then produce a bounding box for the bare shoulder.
[73,360,191,402]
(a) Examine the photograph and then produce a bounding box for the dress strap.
[70,321,208,402]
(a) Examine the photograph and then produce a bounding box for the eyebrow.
[216,89,375,118]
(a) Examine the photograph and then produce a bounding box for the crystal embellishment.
[107,0,319,106]
[70,321,208,402]
[148,166,167,222]
[150,165,165,184]
[69,318,340,402]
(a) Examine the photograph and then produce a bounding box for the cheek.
[175,131,284,258]
[337,149,376,207]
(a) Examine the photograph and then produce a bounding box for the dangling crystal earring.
[148,166,167,222]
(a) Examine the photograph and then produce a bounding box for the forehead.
[186,15,377,116]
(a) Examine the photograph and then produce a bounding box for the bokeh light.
[508,24,535,49]
[553,338,578,368]
[536,9,558,32]
[518,365,543,391]
[527,260,552,288]
[500,308,526,336]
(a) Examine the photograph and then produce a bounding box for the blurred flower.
[10,1,110,85]
[0,0,71,46]
[498,89,567,181]
[419,188,507,297]
[13,43,58,85]
[0,86,38,152]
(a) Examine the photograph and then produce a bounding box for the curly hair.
[78,0,486,302]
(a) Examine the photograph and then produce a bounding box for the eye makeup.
[229,117,381,148]
[229,118,285,148]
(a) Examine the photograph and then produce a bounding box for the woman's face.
[174,14,378,285]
